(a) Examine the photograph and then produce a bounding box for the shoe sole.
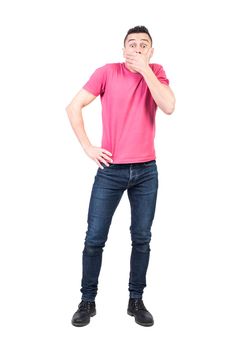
[127,310,154,327]
[71,311,96,327]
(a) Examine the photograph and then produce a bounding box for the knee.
[131,230,151,250]
[131,233,151,253]
[132,241,150,253]
[83,242,105,256]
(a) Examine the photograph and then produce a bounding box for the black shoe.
[127,298,154,327]
[71,300,96,327]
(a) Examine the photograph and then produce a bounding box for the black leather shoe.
[71,300,96,327]
[127,298,154,326]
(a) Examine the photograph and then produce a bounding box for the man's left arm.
[141,66,176,115]
[124,49,176,114]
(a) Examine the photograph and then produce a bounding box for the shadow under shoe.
[71,300,96,327]
[127,298,154,327]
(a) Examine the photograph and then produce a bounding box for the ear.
[148,47,154,60]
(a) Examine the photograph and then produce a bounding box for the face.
[123,32,153,58]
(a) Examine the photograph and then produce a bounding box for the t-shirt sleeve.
[153,64,170,85]
[82,65,107,96]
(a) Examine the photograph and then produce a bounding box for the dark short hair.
[124,25,153,47]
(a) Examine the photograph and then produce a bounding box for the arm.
[141,67,176,115]
[65,88,113,168]
[65,88,95,152]
[124,49,176,114]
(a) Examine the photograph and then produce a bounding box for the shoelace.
[132,299,147,311]
[78,301,93,311]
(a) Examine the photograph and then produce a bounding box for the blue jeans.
[80,159,158,301]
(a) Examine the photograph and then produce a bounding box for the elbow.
[65,103,82,119]
[65,105,77,123]
[65,105,73,120]
[164,97,176,115]
[165,106,175,115]
[65,104,72,114]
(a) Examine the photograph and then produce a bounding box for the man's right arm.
[65,88,113,169]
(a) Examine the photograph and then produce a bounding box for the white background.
[0,0,234,349]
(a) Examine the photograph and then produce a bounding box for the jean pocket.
[101,162,114,169]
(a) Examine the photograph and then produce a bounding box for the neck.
[124,62,138,73]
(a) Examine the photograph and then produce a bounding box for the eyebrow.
[127,39,150,43]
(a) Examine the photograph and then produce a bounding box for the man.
[66,25,175,327]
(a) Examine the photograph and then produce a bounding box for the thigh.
[127,163,158,234]
[88,174,124,220]
[85,169,125,245]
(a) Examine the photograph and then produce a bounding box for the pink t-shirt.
[82,62,169,163]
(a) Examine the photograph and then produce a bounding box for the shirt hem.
[111,156,156,164]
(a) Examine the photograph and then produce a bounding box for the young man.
[66,25,175,327]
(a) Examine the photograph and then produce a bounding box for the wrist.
[82,143,92,152]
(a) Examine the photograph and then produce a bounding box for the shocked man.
[66,25,175,327]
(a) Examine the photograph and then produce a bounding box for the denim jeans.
[80,159,158,301]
